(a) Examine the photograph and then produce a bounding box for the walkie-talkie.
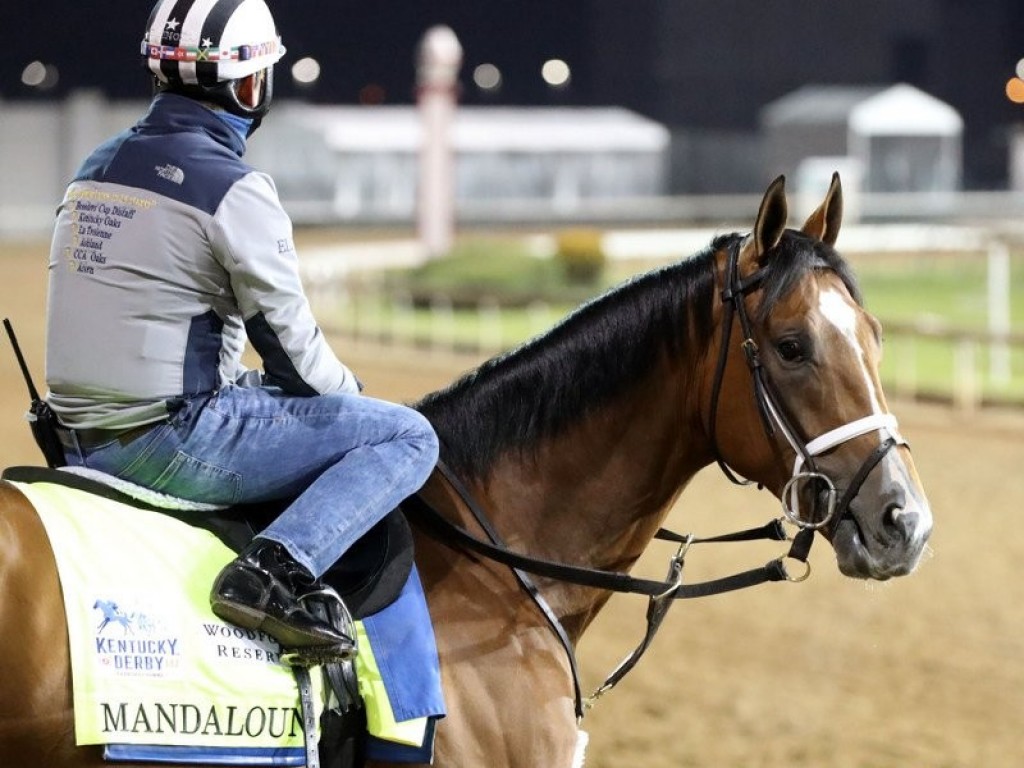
[3,318,65,468]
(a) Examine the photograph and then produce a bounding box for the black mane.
[415,230,860,480]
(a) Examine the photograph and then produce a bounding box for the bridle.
[708,235,907,542]
[404,234,910,721]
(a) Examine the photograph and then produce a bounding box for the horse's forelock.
[754,230,862,323]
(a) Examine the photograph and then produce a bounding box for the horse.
[0,174,932,767]
[92,600,134,635]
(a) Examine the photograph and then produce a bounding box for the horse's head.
[706,174,932,580]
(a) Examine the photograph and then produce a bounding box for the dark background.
[3,1,1023,188]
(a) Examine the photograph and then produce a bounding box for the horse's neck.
[477,362,711,639]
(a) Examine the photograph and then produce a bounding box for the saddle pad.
[14,478,321,755]
[11,479,445,763]
[59,465,229,512]
[4,465,417,622]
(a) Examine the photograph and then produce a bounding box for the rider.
[45,0,439,658]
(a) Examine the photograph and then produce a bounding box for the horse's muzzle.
[831,500,932,580]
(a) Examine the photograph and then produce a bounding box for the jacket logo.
[155,164,185,185]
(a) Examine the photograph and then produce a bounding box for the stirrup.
[281,585,358,667]
[281,644,355,668]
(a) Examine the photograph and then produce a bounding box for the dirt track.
[2,241,1022,767]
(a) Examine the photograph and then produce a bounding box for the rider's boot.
[210,537,355,656]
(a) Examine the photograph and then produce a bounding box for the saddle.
[3,465,414,620]
[2,465,421,768]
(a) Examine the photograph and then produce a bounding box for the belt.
[58,423,160,452]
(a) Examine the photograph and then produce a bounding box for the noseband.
[708,236,907,539]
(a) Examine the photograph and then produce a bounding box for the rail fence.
[882,320,1024,410]
[312,284,1024,412]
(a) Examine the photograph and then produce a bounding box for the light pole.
[416,26,462,260]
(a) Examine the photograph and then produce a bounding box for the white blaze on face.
[818,288,884,416]
[817,287,934,563]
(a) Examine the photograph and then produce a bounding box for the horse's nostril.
[885,505,918,540]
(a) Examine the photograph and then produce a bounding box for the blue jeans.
[64,385,439,578]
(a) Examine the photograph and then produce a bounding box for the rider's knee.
[399,407,440,466]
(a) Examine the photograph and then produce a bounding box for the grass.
[849,251,1024,404]
[850,251,1024,330]
[317,243,1024,406]
[7,230,1020,405]
[322,292,573,353]
[383,235,609,307]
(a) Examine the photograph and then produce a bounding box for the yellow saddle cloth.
[12,478,441,761]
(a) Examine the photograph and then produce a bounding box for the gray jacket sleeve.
[208,171,360,396]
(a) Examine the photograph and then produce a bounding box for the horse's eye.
[777,338,805,363]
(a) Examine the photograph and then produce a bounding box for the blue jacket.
[46,93,358,429]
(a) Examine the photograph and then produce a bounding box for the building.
[5,1,1022,193]
[247,104,669,222]
[585,0,1022,191]
[761,84,963,195]
[0,94,670,234]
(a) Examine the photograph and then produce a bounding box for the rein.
[404,461,814,721]
[405,236,907,721]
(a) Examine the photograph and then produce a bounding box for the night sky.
[4,1,1023,188]
[1,2,591,105]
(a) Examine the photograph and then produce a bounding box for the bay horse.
[0,174,932,767]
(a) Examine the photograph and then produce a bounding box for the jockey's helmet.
[141,0,286,122]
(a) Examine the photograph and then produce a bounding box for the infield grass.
[318,246,1024,406]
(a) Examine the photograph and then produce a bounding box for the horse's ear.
[801,171,843,245]
[754,175,788,258]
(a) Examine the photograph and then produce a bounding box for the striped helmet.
[141,0,286,118]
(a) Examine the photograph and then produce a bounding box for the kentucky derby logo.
[91,597,182,678]
[94,599,135,635]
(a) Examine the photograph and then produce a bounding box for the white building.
[247,104,671,222]
[761,83,963,196]
[0,92,670,235]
